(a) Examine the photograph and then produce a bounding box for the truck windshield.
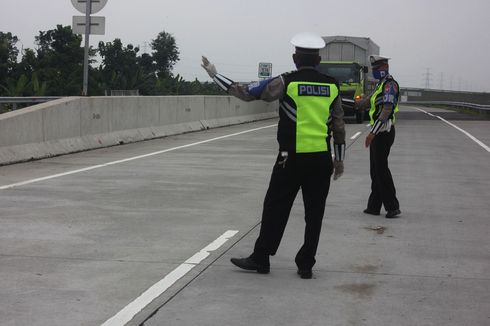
[316,63,361,84]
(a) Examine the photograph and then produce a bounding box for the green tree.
[1,26,223,100]
[138,52,155,75]
[152,74,222,96]
[34,25,87,95]
[16,48,36,80]
[2,49,48,98]
[0,32,19,96]
[98,39,156,94]
[151,31,179,78]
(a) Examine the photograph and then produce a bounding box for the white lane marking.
[101,263,194,326]
[185,230,239,264]
[350,131,362,140]
[0,124,277,190]
[414,107,490,153]
[101,230,239,326]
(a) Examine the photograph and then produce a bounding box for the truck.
[316,36,380,123]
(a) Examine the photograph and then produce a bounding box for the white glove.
[201,56,218,78]
[333,160,344,180]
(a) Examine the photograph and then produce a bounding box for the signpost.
[258,62,272,79]
[71,0,107,96]
[72,16,106,35]
[71,0,107,14]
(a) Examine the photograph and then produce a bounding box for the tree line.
[0,25,221,100]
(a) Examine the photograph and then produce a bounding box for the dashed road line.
[350,131,362,140]
[100,230,239,326]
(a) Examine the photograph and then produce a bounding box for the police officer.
[358,55,401,219]
[201,33,346,279]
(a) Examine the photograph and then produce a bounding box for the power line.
[422,68,432,89]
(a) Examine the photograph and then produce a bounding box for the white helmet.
[290,32,325,50]
[370,54,391,65]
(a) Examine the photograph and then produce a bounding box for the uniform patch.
[298,84,330,97]
[383,94,395,103]
[382,81,398,104]
[384,83,392,93]
[247,78,272,98]
[385,81,398,92]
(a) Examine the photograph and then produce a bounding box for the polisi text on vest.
[298,84,330,97]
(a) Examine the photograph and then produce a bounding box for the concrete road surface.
[0,105,489,326]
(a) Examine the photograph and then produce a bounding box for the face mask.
[372,69,387,80]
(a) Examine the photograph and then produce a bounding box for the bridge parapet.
[401,87,490,105]
[0,96,277,165]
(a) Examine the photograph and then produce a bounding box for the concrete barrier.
[400,88,490,105]
[0,96,278,165]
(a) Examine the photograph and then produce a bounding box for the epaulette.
[281,70,296,78]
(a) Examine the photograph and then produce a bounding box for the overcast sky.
[2,0,490,92]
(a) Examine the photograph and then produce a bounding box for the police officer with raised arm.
[201,33,346,279]
[357,55,401,219]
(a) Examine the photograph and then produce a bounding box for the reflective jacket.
[369,76,400,125]
[279,69,339,153]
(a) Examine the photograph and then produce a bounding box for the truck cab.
[317,36,380,123]
[316,61,369,123]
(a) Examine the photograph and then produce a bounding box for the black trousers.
[252,152,333,270]
[368,126,399,212]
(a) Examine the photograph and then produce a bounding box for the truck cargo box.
[319,36,380,67]
[317,36,380,123]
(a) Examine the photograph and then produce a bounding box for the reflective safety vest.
[285,81,339,153]
[369,77,399,125]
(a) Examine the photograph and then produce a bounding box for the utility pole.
[439,72,444,90]
[82,0,91,96]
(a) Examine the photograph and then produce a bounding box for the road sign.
[71,0,108,96]
[258,62,272,79]
[72,16,106,35]
[71,0,107,14]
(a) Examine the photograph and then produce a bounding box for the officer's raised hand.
[333,160,344,180]
[201,56,217,78]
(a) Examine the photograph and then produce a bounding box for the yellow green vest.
[286,82,338,153]
[369,79,399,125]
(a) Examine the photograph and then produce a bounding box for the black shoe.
[297,269,313,279]
[386,209,401,218]
[363,208,380,216]
[230,257,270,274]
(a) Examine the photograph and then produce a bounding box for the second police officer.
[358,55,401,219]
[201,33,346,279]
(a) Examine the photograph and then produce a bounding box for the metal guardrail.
[0,96,62,104]
[403,101,490,112]
[0,97,63,113]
